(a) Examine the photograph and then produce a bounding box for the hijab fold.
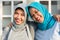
[12,3,27,31]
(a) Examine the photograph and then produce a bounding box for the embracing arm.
[2,23,12,40]
[53,14,60,22]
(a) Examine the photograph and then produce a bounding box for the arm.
[53,14,60,22]
[2,24,12,40]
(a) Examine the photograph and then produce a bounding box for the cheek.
[40,16,44,22]
[13,14,18,18]
[38,13,44,19]
[21,16,25,20]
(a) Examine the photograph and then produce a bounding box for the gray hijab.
[12,3,27,32]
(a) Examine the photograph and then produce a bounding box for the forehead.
[29,8,38,11]
[30,8,36,10]
[15,9,24,14]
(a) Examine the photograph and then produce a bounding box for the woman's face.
[29,8,44,23]
[14,9,25,25]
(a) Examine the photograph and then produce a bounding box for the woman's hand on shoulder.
[7,22,13,27]
[53,14,60,22]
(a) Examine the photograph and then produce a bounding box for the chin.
[15,22,21,25]
[37,21,43,23]
[40,21,43,23]
[16,23,20,25]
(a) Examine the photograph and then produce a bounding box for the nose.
[17,14,21,19]
[34,14,39,19]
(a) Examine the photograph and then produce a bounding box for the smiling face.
[13,8,25,25]
[29,8,44,23]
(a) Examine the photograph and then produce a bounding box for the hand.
[7,22,13,27]
[53,14,60,22]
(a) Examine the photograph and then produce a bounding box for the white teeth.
[16,19,22,21]
[37,18,39,20]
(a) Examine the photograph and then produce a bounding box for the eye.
[35,11,38,13]
[37,13,42,17]
[14,12,18,14]
[21,13,25,16]
[40,15,42,17]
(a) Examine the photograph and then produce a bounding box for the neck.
[12,21,26,32]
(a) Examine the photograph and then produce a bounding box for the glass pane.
[57,1,60,14]
[3,1,11,15]
[40,0,48,1]
[2,17,11,27]
[51,1,58,15]
[51,0,59,1]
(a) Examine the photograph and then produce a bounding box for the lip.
[15,20,20,22]
[36,18,40,21]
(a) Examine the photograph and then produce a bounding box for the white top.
[2,25,32,40]
[8,28,29,40]
[35,22,60,40]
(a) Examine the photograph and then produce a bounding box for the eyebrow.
[14,12,18,14]
[15,11,25,15]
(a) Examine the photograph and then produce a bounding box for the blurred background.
[0,0,60,39]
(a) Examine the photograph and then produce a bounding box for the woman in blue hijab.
[26,2,60,40]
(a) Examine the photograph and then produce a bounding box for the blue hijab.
[26,2,56,31]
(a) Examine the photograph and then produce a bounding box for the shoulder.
[3,24,12,33]
[53,21,58,27]
[25,24,35,40]
[2,24,12,40]
[3,26,10,32]
[25,24,34,30]
[3,22,13,32]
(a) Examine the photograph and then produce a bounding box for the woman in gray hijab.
[2,3,34,40]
